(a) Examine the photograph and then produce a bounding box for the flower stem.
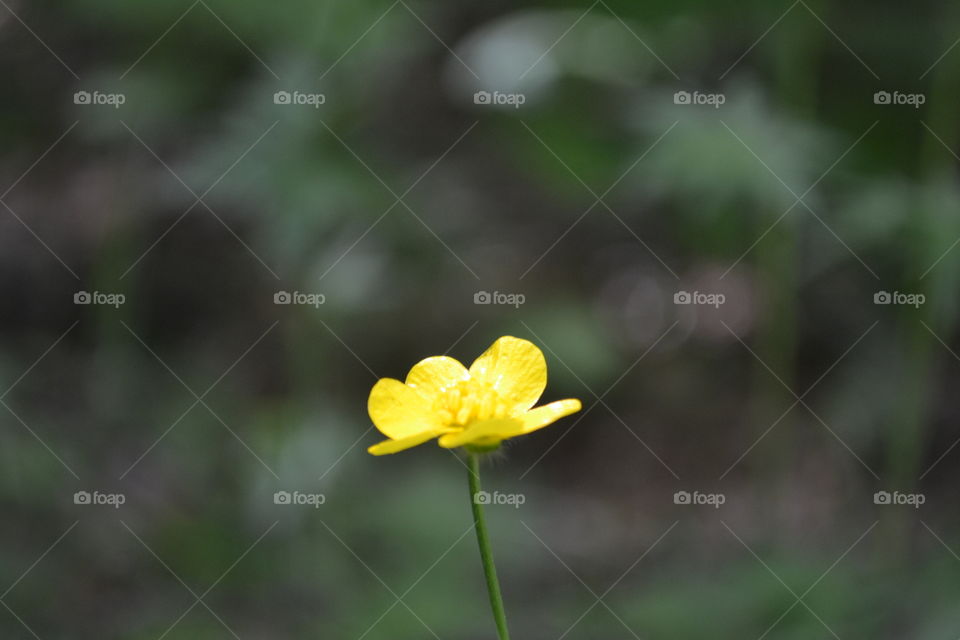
[467,452,511,640]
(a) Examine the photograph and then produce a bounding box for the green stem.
[467,453,511,640]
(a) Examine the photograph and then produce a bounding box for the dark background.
[2,0,960,638]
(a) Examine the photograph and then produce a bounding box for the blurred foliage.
[1,0,960,638]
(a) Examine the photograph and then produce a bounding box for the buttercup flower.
[367,336,581,455]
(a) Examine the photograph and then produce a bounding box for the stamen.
[439,378,507,427]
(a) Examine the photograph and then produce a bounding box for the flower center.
[438,378,508,427]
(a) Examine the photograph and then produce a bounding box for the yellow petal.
[468,336,546,414]
[518,399,582,435]
[438,418,524,448]
[405,356,469,402]
[438,399,582,448]
[368,378,440,440]
[368,428,451,455]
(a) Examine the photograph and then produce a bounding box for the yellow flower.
[367,336,581,455]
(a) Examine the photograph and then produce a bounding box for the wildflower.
[367,336,581,455]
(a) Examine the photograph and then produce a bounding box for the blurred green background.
[2,0,960,637]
